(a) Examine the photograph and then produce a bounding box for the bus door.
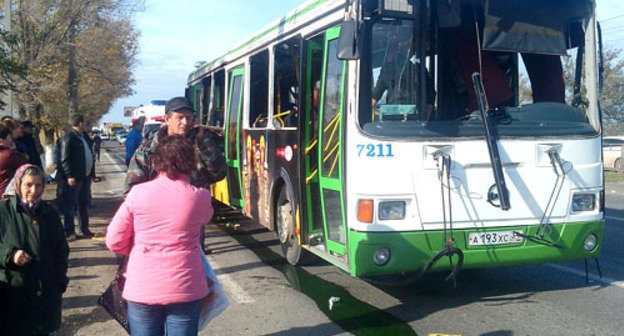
[303,33,325,245]
[317,27,347,256]
[225,67,245,207]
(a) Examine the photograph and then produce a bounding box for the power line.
[602,14,624,22]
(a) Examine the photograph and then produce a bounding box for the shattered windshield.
[359,0,599,138]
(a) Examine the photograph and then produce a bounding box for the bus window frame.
[248,49,271,129]
[272,35,303,130]
[201,75,212,126]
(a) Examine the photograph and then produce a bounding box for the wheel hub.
[278,201,293,244]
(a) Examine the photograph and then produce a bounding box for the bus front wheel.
[275,186,318,265]
[276,186,302,265]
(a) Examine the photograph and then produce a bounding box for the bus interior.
[359,0,599,139]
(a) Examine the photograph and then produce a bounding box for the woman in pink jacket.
[106,135,213,336]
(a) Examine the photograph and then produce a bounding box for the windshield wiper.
[472,72,511,211]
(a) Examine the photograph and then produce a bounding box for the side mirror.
[338,19,362,60]
[598,22,604,93]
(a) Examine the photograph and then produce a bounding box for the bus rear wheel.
[275,186,315,265]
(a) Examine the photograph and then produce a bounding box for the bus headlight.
[572,194,596,212]
[372,248,391,266]
[584,234,597,251]
[378,201,406,220]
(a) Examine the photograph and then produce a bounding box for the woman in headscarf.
[0,164,70,336]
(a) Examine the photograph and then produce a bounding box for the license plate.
[468,230,524,246]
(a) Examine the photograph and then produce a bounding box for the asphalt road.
[88,141,624,336]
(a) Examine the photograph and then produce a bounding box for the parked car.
[603,137,624,171]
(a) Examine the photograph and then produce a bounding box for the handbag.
[198,253,229,331]
[98,256,130,334]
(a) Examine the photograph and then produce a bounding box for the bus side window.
[201,76,212,126]
[249,50,270,128]
[273,37,301,128]
[210,70,226,127]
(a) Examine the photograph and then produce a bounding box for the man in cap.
[124,97,226,193]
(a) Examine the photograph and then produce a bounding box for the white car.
[116,132,128,145]
[603,137,624,171]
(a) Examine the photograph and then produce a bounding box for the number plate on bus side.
[468,230,524,246]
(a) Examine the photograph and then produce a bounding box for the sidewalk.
[51,192,127,336]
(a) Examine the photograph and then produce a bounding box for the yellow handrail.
[324,111,341,151]
[323,110,340,133]
[305,139,318,154]
[328,150,339,177]
[305,169,318,184]
[323,142,339,163]
[273,110,291,118]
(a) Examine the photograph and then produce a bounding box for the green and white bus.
[187,0,605,278]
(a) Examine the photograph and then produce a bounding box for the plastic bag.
[198,253,229,331]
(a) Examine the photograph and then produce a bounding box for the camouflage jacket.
[124,125,226,193]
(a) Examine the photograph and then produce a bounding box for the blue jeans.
[127,300,202,336]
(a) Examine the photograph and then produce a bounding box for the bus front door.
[225,67,244,207]
[317,27,347,257]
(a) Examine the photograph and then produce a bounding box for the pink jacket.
[106,174,213,305]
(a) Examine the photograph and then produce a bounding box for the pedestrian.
[125,118,143,166]
[17,120,43,169]
[92,131,102,162]
[106,135,214,336]
[1,118,24,152]
[56,114,94,241]
[0,164,70,336]
[0,125,28,196]
[125,97,226,252]
[79,121,96,232]
[125,97,226,192]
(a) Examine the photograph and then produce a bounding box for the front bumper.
[348,220,605,277]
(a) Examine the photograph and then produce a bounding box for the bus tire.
[275,185,316,265]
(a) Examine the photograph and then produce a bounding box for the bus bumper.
[348,220,605,277]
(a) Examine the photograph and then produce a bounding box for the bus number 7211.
[356,144,394,158]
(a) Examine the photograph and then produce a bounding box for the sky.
[102,0,624,125]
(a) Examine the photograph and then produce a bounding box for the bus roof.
[187,0,341,84]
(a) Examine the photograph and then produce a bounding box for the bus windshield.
[359,0,599,139]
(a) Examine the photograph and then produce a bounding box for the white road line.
[546,263,624,289]
[605,215,624,222]
[206,255,255,304]
[102,150,127,177]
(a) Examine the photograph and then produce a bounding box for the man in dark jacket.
[56,114,94,241]
[125,97,226,193]
[16,120,43,169]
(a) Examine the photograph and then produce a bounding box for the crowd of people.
[0,96,226,336]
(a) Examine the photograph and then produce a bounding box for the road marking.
[102,150,127,177]
[206,255,255,304]
[605,215,624,222]
[546,263,624,289]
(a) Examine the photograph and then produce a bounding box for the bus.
[186,0,604,279]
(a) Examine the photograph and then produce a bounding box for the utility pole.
[2,0,13,118]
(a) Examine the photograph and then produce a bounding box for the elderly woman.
[0,164,70,336]
[106,135,214,336]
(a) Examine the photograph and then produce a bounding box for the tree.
[3,0,141,149]
[596,48,624,135]
[0,27,27,109]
